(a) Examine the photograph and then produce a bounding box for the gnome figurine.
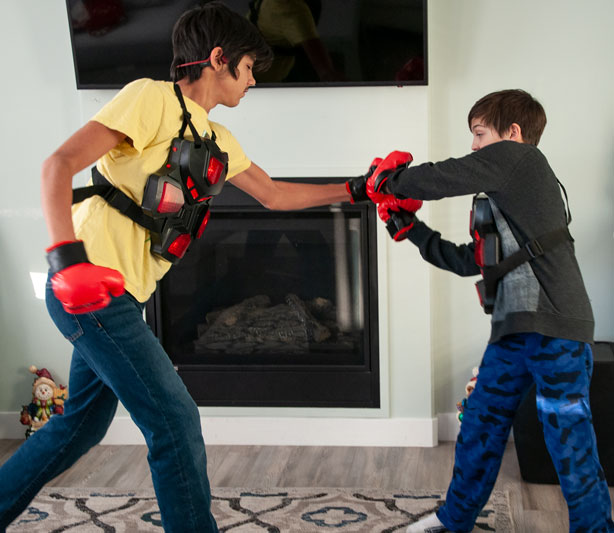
[456,367,479,424]
[20,366,68,438]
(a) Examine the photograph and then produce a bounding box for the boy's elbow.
[245,181,298,211]
[258,186,287,210]
[458,264,481,277]
[258,196,281,210]
[42,152,73,180]
[41,153,62,182]
[41,154,57,176]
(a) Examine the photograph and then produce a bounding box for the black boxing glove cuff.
[386,211,416,241]
[373,173,389,194]
[346,177,368,203]
[46,240,89,274]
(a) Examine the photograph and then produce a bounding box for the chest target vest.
[470,186,573,314]
[72,84,229,264]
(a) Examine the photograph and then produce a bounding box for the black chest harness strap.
[471,182,573,314]
[72,84,229,264]
[73,169,163,234]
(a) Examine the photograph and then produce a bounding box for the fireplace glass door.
[146,181,379,407]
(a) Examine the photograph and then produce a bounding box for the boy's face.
[470,118,506,151]
[218,55,256,107]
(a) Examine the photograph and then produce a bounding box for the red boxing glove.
[369,157,383,171]
[46,241,125,314]
[366,150,413,202]
[377,196,423,241]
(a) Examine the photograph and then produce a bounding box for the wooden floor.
[1,439,613,532]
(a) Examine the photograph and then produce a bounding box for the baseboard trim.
[437,411,514,442]
[1,412,438,447]
[437,412,461,442]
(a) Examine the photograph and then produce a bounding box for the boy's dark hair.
[468,89,547,145]
[171,1,273,82]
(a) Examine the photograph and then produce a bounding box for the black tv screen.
[66,0,427,89]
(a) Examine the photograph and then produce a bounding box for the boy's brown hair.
[171,1,272,82]
[468,89,547,145]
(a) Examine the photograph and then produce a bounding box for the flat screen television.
[66,0,427,89]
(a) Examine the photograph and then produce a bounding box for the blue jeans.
[0,280,218,532]
[437,333,614,533]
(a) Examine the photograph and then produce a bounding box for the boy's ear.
[210,46,226,70]
[508,123,524,143]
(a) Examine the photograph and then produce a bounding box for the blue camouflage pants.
[437,333,614,533]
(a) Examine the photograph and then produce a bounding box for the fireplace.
[145,178,379,407]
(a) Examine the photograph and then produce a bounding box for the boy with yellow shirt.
[0,3,358,532]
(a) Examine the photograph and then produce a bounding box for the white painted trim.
[1,413,438,447]
[103,416,439,447]
[437,412,514,443]
[437,412,460,442]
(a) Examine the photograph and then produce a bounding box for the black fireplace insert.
[146,178,379,407]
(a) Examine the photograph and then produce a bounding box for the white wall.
[0,0,612,444]
[427,0,614,416]
[0,2,83,417]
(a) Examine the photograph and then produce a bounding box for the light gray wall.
[427,0,614,413]
[0,2,83,411]
[0,1,612,430]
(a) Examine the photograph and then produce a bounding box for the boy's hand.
[367,151,413,199]
[345,157,382,203]
[377,196,423,241]
[46,240,125,314]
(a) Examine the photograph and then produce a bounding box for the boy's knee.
[537,394,591,424]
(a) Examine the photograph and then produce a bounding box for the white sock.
[406,512,448,532]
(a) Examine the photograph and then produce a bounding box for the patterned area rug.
[8,487,513,532]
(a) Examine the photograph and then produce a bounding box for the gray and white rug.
[8,487,513,532]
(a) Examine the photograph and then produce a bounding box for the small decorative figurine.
[456,367,479,424]
[19,366,68,438]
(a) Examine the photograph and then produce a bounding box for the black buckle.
[525,239,544,259]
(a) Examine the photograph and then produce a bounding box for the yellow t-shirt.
[72,78,251,302]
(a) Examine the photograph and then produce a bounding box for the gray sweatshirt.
[386,141,594,344]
